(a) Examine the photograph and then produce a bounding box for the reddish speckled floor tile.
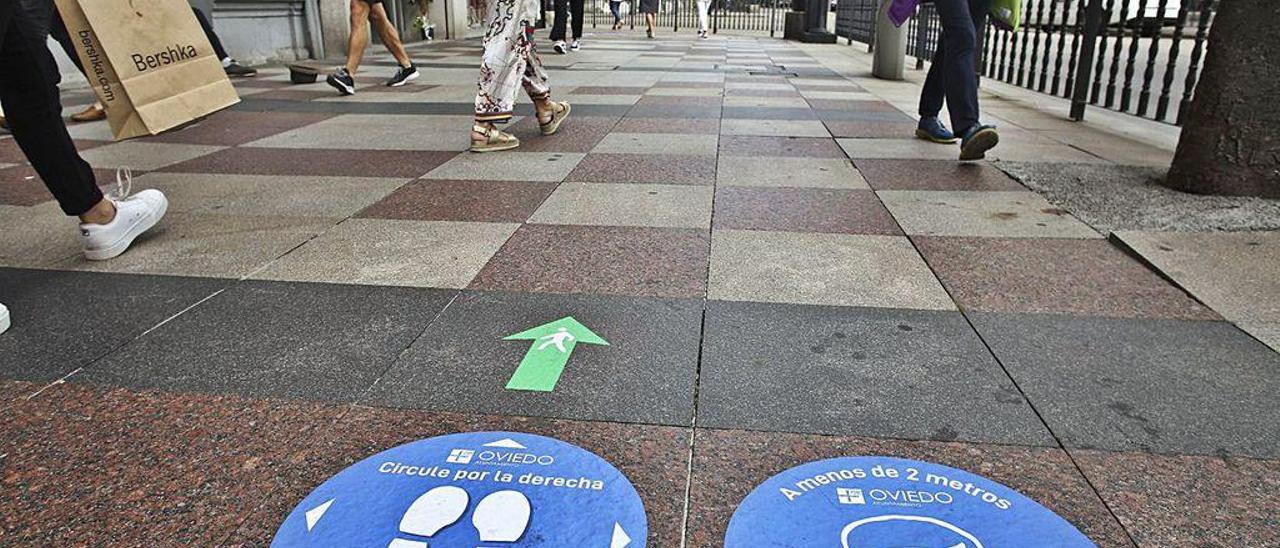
[504,115,618,153]
[0,138,105,164]
[855,159,1026,190]
[914,237,1220,320]
[805,98,901,112]
[685,428,1133,548]
[144,111,335,146]
[159,147,458,179]
[0,382,347,546]
[634,95,723,108]
[568,153,716,185]
[651,81,723,89]
[719,135,847,158]
[1072,449,1280,547]
[244,88,333,102]
[220,407,691,547]
[357,179,555,222]
[470,224,709,298]
[713,187,901,235]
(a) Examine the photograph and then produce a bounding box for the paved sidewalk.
[2,32,1278,546]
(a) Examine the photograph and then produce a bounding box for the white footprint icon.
[390,485,470,547]
[472,490,532,543]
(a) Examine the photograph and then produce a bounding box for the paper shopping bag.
[54,0,239,140]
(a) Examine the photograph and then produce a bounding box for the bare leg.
[369,3,413,67]
[346,0,372,73]
[645,13,656,34]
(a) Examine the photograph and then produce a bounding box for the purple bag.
[887,0,922,27]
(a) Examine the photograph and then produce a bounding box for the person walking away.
[471,0,571,152]
[609,0,624,29]
[695,0,710,38]
[915,0,999,160]
[640,0,657,38]
[327,0,419,95]
[550,0,585,53]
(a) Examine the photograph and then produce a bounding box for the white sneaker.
[80,180,168,261]
[553,40,567,54]
[570,39,581,51]
[0,303,9,335]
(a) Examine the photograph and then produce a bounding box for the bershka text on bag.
[131,43,199,72]
[75,30,115,102]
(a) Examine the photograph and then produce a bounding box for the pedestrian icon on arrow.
[537,327,575,353]
[504,317,608,392]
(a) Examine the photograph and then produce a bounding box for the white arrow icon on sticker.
[304,499,334,532]
[611,522,631,548]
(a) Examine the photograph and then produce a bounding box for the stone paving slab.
[0,269,228,382]
[253,218,517,289]
[530,181,713,228]
[970,312,1280,458]
[915,237,1218,320]
[133,172,406,218]
[79,141,225,170]
[425,151,586,182]
[364,290,702,425]
[699,301,1053,445]
[1113,230,1280,351]
[1071,449,1280,546]
[712,187,899,235]
[49,213,335,279]
[357,179,557,223]
[159,147,460,179]
[715,156,867,189]
[82,280,452,400]
[879,190,1103,238]
[709,230,954,310]
[855,159,1026,191]
[685,428,1132,547]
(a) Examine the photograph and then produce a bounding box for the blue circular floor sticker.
[725,456,1093,548]
[273,431,646,547]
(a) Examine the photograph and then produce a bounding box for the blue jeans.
[919,0,991,135]
[609,0,622,23]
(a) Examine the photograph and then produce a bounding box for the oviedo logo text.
[836,487,956,507]
[446,447,557,466]
[132,43,199,73]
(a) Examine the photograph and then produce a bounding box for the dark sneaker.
[553,41,567,54]
[327,67,356,95]
[223,60,257,77]
[915,116,957,144]
[385,65,419,87]
[570,39,581,51]
[959,124,999,161]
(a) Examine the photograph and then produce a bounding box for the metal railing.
[838,0,1216,125]
[584,0,785,35]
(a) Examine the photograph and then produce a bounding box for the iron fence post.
[1070,0,1105,120]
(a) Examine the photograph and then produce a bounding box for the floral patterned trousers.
[474,0,551,124]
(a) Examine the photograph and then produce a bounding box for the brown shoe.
[470,124,520,153]
[70,103,106,123]
[538,101,571,136]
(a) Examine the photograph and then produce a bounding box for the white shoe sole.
[84,197,168,261]
[0,306,9,335]
[388,71,419,87]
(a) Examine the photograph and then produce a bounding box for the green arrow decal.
[503,316,608,392]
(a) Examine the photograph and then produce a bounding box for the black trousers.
[918,0,990,135]
[550,0,584,41]
[0,0,102,216]
[191,7,228,60]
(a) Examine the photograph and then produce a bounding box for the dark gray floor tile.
[0,269,229,382]
[721,106,817,120]
[969,312,1280,458]
[698,301,1055,445]
[81,280,453,400]
[362,290,703,426]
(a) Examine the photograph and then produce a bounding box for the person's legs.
[368,2,412,67]
[0,7,168,258]
[191,7,229,61]
[550,0,568,42]
[696,0,710,33]
[345,0,372,73]
[918,38,946,119]
[474,0,535,147]
[931,0,980,135]
[0,15,101,217]
[569,0,583,41]
[609,1,621,27]
[645,13,656,35]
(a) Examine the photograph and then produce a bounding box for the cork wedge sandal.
[470,124,520,153]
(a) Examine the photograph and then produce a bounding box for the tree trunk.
[1165,0,1279,198]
